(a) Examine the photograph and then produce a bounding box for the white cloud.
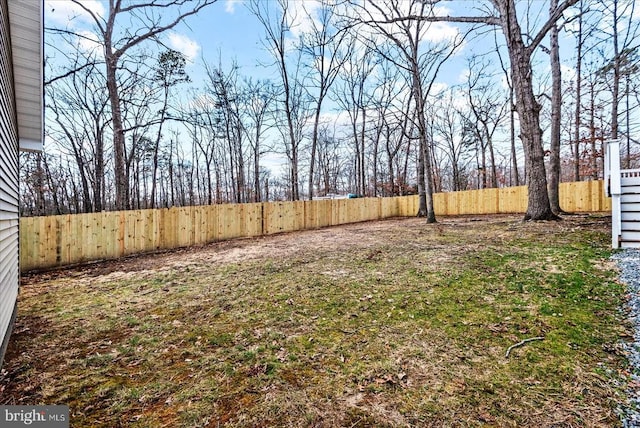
[457,68,470,83]
[76,29,102,54]
[430,82,449,96]
[45,0,105,27]
[422,6,460,43]
[286,0,323,38]
[317,110,352,130]
[225,0,242,14]
[563,7,581,34]
[449,86,469,111]
[166,32,201,63]
[422,21,461,43]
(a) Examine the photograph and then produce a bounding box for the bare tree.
[432,89,474,191]
[46,54,110,213]
[64,0,217,210]
[332,40,376,197]
[598,0,639,166]
[149,50,190,208]
[366,0,578,220]
[349,0,466,222]
[242,79,277,202]
[119,54,166,208]
[300,1,350,200]
[314,124,348,196]
[249,0,310,201]
[493,30,521,187]
[585,60,606,180]
[204,62,247,203]
[571,0,585,182]
[463,56,508,189]
[369,58,410,196]
[184,100,220,205]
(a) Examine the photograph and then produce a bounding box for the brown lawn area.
[0,214,630,427]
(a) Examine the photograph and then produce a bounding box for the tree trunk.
[548,0,564,214]
[423,134,436,223]
[283,81,299,201]
[487,134,498,188]
[35,153,45,215]
[572,0,583,181]
[94,120,104,212]
[480,138,487,189]
[387,147,395,196]
[359,106,367,195]
[42,154,62,215]
[416,136,427,217]
[308,106,322,200]
[589,89,597,180]
[254,131,261,202]
[371,122,381,197]
[509,85,519,186]
[416,98,436,222]
[235,128,245,203]
[611,0,620,142]
[500,2,558,221]
[105,53,128,211]
[150,86,169,209]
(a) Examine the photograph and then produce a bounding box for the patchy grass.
[1,214,630,427]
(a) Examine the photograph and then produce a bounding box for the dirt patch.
[21,215,513,281]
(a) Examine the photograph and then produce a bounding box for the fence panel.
[19,181,611,271]
[498,186,528,213]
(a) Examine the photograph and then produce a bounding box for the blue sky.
[43,0,503,91]
[179,1,492,90]
[43,0,623,108]
[44,0,630,175]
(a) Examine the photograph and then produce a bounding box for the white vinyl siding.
[0,0,20,364]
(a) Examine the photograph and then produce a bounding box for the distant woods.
[24,0,640,219]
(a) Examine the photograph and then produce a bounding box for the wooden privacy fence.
[432,179,609,215]
[20,180,610,272]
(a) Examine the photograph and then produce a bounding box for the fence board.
[19,180,612,271]
[205,205,218,243]
[243,203,262,237]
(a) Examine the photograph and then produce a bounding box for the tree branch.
[117,0,193,14]
[505,336,544,358]
[70,0,106,34]
[115,0,217,57]
[528,0,579,53]
[362,14,500,27]
[45,27,101,45]
[45,62,101,86]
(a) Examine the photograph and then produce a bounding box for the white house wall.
[0,0,21,365]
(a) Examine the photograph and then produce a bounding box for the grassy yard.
[0,214,630,427]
